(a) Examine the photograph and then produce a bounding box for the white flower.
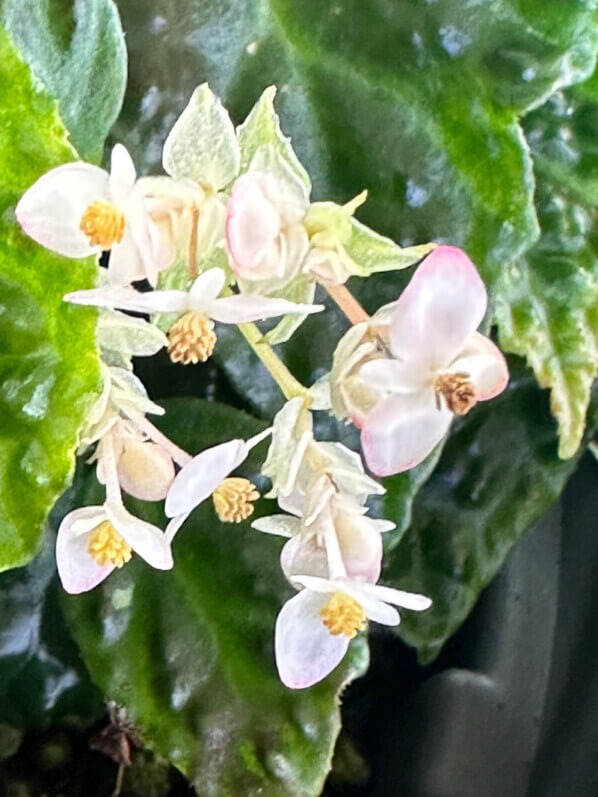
[163,429,271,539]
[352,246,509,475]
[254,481,394,585]
[226,149,309,290]
[56,430,173,594]
[16,145,173,286]
[275,574,431,688]
[94,419,177,503]
[328,322,382,424]
[64,267,324,326]
[262,397,384,512]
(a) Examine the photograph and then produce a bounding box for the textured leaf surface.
[385,362,590,663]
[114,0,596,273]
[496,71,598,457]
[0,27,100,570]
[1,0,127,161]
[113,0,598,459]
[63,399,368,797]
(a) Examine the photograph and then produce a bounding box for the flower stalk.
[322,281,370,325]
[235,319,311,401]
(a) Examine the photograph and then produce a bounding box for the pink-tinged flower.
[16,144,172,286]
[164,429,271,539]
[275,574,431,689]
[357,246,509,476]
[253,480,393,585]
[94,415,192,503]
[56,431,173,594]
[226,167,309,289]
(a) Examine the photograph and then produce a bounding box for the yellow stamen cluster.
[80,201,125,248]
[168,312,217,365]
[434,372,476,415]
[88,520,132,568]
[212,477,259,523]
[320,592,366,638]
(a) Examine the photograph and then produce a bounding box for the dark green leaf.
[2,0,127,161]
[0,533,102,729]
[63,399,368,797]
[113,0,598,461]
[114,0,596,271]
[0,27,101,570]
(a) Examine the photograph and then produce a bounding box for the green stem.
[236,320,310,401]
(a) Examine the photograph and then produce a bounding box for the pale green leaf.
[163,83,240,190]
[237,85,311,189]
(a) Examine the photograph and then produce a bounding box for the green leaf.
[0,27,101,570]
[163,83,240,190]
[112,0,598,452]
[343,220,434,278]
[0,531,102,729]
[496,69,598,458]
[113,0,596,273]
[237,85,311,189]
[384,361,587,663]
[1,0,127,161]
[62,398,368,796]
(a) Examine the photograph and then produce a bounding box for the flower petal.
[102,228,146,286]
[275,589,349,689]
[164,439,247,517]
[390,246,487,371]
[356,358,426,394]
[105,502,173,570]
[361,391,452,476]
[356,581,432,611]
[449,331,509,401]
[280,535,329,585]
[56,507,114,594]
[189,268,227,303]
[336,511,383,583]
[355,594,400,626]
[109,144,136,206]
[117,439,175,501]
[291,574,336,594]
[65,285,189,314]
[16,162,109,257]
[252,515,301,537]
[227,175,281,273]
[206,294,323,325]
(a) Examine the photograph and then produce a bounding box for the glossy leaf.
[63,399,368,796]
[1,0,127,161]
[496,72,598,458]
[112,0,598,458]
[0,530,102,730]
[113,0,596,273]
[385,362,589,663]
[0,27,100,570]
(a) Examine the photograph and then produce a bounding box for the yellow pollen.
[212,477,259,523]
[88,520,132,568]
[168,312,217,365]
[434,372,477,415]
[320,592,366,638]
[80,201,125,248]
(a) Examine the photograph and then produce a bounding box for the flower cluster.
[17,84,508,688]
